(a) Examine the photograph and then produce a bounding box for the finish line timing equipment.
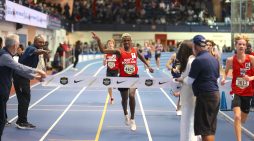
[42,75,182,90]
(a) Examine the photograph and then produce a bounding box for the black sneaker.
[15,122,36,129]
[5,121,11,127]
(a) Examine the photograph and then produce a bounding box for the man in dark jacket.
[0,34,45,140]
[13,35,49,129]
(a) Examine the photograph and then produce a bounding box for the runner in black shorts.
[221,34,254,141]
[103,39,119,104]
[142,41,152,71]
[232,95,252,113]
[154,39,163,70]
[93,32,153,131]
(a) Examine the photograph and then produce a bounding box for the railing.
[73,23,232,32]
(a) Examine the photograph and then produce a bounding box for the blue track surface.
[3,52,254,141]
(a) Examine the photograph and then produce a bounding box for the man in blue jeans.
[184,35,220,141]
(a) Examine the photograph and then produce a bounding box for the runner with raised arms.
[92,32,153,131]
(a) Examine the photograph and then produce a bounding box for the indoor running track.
[4,53,254,141]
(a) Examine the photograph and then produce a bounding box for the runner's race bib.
[107,61,115,69]
[236,77,249,89]
[156,50,161,54]
[124,64,135,74]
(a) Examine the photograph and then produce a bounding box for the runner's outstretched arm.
[92,32,120,55]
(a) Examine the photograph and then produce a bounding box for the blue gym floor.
[3,52,254,141]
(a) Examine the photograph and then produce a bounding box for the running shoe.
[15,122,36,130]
[176,110,182,116]
[5,121,11,127]
[125,115,130,125]
[130,119,136,131]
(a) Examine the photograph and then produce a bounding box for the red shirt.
[249,52,254,92]
[105,54,119,70]
[119,47,138,77]
[231,55,254,96]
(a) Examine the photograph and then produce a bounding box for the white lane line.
[9,62,99,123]
[9,64,73,99]
[39,87,87,141]
[9,86,60,123]
[8,109,177,113]
[162,66,254,139]
[136,90,153,141]
[134,70,177,141]
[74,61,102,76]
[9,84,40,99]
[39,66,104,141]
[159,88,177,109]
[146,72,177,109]
[219,111,254,139]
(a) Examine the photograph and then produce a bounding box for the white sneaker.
[176,110,182,116]
[125,115,130,125]
[72,68,78,71]
[130,119,136,131]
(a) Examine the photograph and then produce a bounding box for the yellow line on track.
[95,94,109,141]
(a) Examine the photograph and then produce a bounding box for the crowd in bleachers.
[9,0,71,20]
[10,0,232,25]
[72,0,219,25]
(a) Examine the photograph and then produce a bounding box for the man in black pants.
[0,34,46,140]
[13,35,49,129]
[72,40,82,71]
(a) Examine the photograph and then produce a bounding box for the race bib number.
[236,77,249,89]
[144,51,148,56]
[156,50,161,54]
[107,61,115,69]
[124,64,135,74]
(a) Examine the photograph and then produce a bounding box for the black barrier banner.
[0,0,5,20]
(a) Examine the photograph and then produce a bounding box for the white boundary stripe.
[146,71,177,109]
[9,86,60,123]
[8,109,177,113]
[159,88,177,109]
[9,64,73,99]
[9,63,98,123]
[9,83,40,99]
[39,66,104,141]
[136,90,153,141]
[134,70,176,141]
[39,87,87,141]
[74,61,101,76]
[219,111,254,139]
[163,65,254,138]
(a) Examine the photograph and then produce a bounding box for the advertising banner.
[47,15,61,30]
[0,0,5,20]
[5,0,48,28]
